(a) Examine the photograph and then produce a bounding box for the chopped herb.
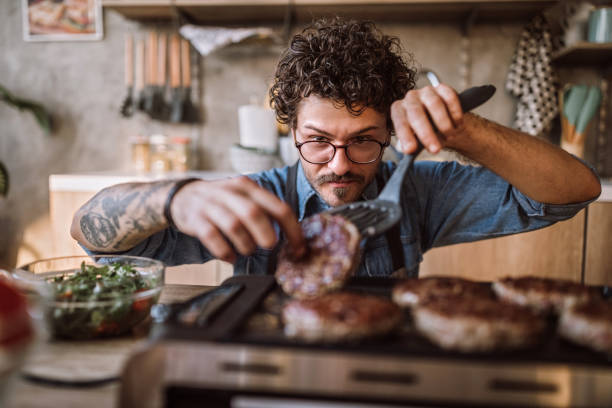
[47,262,161,339]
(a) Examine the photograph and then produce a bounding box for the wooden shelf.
[103,0,558,24]
[553,42,612,66]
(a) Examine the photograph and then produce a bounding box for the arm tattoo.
[78,181,174,250]
[80,213,117,248]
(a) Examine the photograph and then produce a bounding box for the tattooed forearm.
[80,212,117,248]
[101,192,139,229]
[71,180,176,251]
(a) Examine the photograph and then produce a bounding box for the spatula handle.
[458,85,496,112]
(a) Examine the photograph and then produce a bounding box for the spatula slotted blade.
[328,200,400,237]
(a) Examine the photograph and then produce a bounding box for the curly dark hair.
[270,17,416,132]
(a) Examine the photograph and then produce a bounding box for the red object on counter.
[0,280,33,347]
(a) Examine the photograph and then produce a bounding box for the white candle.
[238,105,278,152]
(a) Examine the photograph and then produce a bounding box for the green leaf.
[0,161,8,197]
[0,84,53,134]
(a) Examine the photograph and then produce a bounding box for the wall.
[0,2,577,268]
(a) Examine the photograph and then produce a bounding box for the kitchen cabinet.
[421,196,612,285]
[103,0,559,24]
[585,201,612,285]
[420,211,586,282]
[552,42,612,66]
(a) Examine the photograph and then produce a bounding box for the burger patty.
[559,300,612,354]
[275,213,361,299]
[282,292,402,342]
[413,295,546,352]
[492,276,598,314]
[392,276,494,307]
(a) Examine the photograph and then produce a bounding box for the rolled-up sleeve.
[413,161,597,250]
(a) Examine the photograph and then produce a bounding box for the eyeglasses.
[295,139,390,164]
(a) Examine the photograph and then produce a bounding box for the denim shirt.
[100,160,593,278]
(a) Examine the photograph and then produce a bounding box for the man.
[72,18,601,278]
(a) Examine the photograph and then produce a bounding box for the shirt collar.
[295,162,380,221]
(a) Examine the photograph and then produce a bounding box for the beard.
[314,172,366,205]
[332,186,349,199]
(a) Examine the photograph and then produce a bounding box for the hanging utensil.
[150,32,167,120]
[325,85,496,239]
[169,33,183,123]
[135,38,146,112]
[143,30,157,115]
[180,38,200,123]
[120,34,134,117]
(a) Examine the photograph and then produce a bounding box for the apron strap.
[266,161,300,274]
[375,168,406,272]
[285,161,300,213]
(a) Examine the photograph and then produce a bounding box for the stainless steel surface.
[121,341,612,408]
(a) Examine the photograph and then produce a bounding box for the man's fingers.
[420,86,456,135]
[402,92,440,153]
[195,218,237,263]
[390,100,418,154]
[213,186,278,250]
[203,198,258,256]
[435,84,463,126]
[245,183,306,257]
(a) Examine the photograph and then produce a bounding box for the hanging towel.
[179,25,279,57]
[506,15,562,137]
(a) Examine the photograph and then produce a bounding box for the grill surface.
[157,274,612,367]
[126,275,612,408]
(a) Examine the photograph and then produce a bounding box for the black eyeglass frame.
[294,139,390,164]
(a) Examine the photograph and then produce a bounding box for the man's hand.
[171,176,306,263]
[390,84,465,155]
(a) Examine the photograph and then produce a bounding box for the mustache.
[315,173,364,186]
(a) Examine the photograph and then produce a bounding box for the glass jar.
[149,134,171,174]
[129,135,150,173]
[170,137,190,172]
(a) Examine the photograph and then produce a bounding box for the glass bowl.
[13,255,165,340]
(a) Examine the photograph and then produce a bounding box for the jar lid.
[129,135,149,144]
[171,136,190,144]
[150,134,169,144]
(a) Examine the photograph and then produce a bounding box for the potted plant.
[0,84,52,197]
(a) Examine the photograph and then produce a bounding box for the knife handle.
[181,39,191,88]
[124,34,133,87]
[135,39,144,92]
[170,34,181,88]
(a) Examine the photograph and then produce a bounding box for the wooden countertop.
[6,284,213,408]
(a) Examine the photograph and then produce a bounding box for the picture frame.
[22,0,103,42]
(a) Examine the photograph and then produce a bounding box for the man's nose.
[327,146,352,175]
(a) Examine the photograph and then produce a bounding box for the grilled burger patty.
[413,295,546,352]
[282,292,402,342]
[559,300,612,354]
[275,213,361,299]
[392,276,494,307]
[492,276,597,313]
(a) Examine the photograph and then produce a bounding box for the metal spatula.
[326,84,496,239]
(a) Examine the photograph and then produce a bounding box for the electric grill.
[119,275,612,408]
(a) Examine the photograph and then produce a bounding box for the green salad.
[48,262,161,339]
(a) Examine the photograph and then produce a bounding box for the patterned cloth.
[506,15,562,136]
